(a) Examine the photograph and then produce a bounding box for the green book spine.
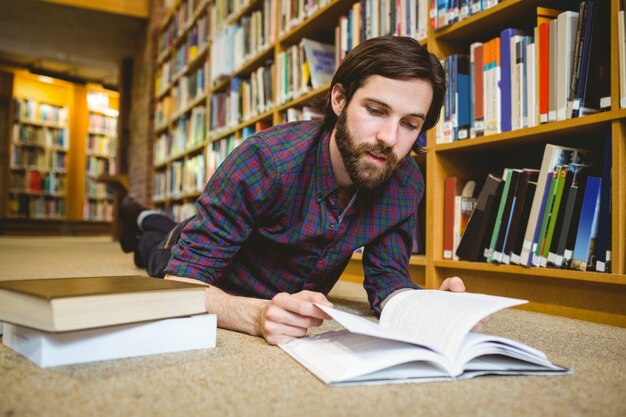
[533,167,561,266]
[540,166,568,265]
[486,168,512,263]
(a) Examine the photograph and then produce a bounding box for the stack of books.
[0,275,215,367]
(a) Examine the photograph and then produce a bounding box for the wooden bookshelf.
[150,0,626,326]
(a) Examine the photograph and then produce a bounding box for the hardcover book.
[0,276,207,332]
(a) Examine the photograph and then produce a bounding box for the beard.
[334,110,402,189]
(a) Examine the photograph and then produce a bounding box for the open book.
[279,290,570,386]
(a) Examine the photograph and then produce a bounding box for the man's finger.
[272,292,332,319]
[440,277,466,292]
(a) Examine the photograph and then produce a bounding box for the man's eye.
[402,120,419,130]
[366,106,384,115]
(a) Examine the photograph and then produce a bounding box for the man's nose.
[375,118,399,148]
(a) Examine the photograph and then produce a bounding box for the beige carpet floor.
[1,236,625,417]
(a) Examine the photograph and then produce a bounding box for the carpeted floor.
[0,235,144,280]
[1,236,625,417]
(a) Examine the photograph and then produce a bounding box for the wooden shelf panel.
[434,109,626,153]
[434,260,626,286]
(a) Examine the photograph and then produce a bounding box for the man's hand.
[258,290,333,345]
[438,276,491,332]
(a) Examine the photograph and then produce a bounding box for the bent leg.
[137,216,194,278]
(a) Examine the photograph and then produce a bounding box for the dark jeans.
[135,214,194,278]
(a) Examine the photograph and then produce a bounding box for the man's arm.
[164,274,333,345]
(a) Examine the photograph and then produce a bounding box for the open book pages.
[279,291,570,386]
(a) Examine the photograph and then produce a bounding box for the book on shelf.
[594,131,612,272]
[488,169,522,264]
[280,290,569,386]
[547,164,589,268]
[518,144,591,267]
[556,11,579,121]
[570,176,602,271]
[500,28,526,132]
[508,170,539,265]
[3,314,216,368]
[443,177,477,260]
[455,173,503,263]
[0,276,207,332]
[617,10,626,109]
[301,38,335,90]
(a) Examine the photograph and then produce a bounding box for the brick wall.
[127,0,166,206]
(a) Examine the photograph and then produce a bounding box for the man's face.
[332,75,433,189]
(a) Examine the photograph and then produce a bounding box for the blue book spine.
[571,176,602,270]
[499,28,525,132]
[594,129,612,272]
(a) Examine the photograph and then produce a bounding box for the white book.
[617,10,626,109]
[3,314,216,368]
[510,35,525,131]
[301,38,335,90]
[280,291,569,386]
[548,19,558,123]
[556,11,579,121]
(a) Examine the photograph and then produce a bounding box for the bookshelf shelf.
[434,109,626,153]
[275,82,330,113]
[434,260,626,286]
[209,107,274,142]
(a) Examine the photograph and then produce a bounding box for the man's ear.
[330,84,346,117]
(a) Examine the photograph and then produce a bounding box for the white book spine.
[556,11,579,121]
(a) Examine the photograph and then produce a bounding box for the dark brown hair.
[323,36,446,152]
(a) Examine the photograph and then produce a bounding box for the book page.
[379,290,527,360]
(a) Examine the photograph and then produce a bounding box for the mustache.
[354,143,395,159]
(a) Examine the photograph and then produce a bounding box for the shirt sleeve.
[362,163,425,315]
[362,214,421,315]
[165,137,278,283]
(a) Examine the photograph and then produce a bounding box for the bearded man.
[119,36,476,345]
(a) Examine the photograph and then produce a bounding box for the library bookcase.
[151,0,626,326]
[0,69,117,234]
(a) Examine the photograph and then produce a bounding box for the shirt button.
[329,223,335,229]
[317,192,323,199]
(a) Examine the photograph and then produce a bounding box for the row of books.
[430,0,501,30]
[152,153,206,201]
[210,0,277,45]
[449,138,612,273]
[436,3,611,143]
[8,194,66,219]
[10,171,66,195]
[209,0,274,85]
[275,38,334,106]
[88,112,118,136]
[11,147,68,172]
[14,98,68,126]
[282,105,323,123]
[156,21,209,97]
[279,0,331,36]
[154,108,206,166]
[207,134,244,179]
[168,202,199,222]
[84,178,112,200]
[156,63,207,127]
[86,156,115,177]
[83,199,114,222]
[209,61,273,133]
[13,124,68,149]
[158,0,209,57]
[335,0,429,64]
[87,134,116,158]
[0,276,214,367]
